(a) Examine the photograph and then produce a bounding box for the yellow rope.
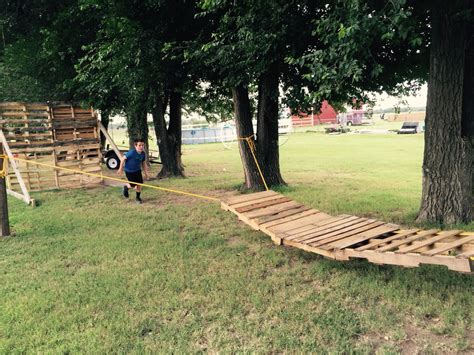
[1,135,269,201]
[242,136,269,191]
[9,156,220,202]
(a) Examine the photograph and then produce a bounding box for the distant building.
[290,100,338,127]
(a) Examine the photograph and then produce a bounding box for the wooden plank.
[6,188,29,203]
[223,190,279,206]
[282,238,337,259]
[0,130,32,204]
[456,250,474,258]
[260,212,333,239]
[309,221,387,247]
[257,209,325,233]
[422,236,474,256]
[1,126,51,132]
[243,201,303,220]
[98,121,122,161]
[236,197,292,213]
[376,229,439,252]
[266,214,344,235]
[292,219,383,244]
[396,230,462,254]
[53,138,99,147]
[341,249,473,273]
[282,216,364,243]
[407,241,474,254]
[229,193,288,209]
[230,194,289,209]
[284,216,365,240]
[354,229,419,251]
[326,224,400,250]
[255,206,313,225]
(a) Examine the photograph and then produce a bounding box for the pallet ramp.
[221,192,474,274]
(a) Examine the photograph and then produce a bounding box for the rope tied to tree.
[238,135,269,191]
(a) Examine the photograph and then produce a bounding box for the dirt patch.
[400,322,471,354]
[361,321,473,354]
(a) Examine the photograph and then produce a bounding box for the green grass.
[1,128,473,353]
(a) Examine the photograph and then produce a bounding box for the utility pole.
[0,142,10,237]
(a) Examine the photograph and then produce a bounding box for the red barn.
[291,100,338,127]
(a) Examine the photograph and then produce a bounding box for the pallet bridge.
[221,191,474,273]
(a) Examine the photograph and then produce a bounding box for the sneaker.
[135,197,143,204]
[123,186,129,198]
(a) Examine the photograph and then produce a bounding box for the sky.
[372,84,427,111]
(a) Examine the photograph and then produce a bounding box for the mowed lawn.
[1,130,473,353]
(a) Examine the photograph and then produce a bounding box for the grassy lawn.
[1,127,473,353]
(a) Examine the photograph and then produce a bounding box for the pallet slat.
[396,230,462,254]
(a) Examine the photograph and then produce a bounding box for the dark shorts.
[125,170,143,187]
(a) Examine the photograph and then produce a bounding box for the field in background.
[1,128,473,353]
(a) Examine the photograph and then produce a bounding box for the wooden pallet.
[0,103,102,197]
[221,191,474,273]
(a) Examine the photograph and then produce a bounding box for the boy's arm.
[117,156,126,175]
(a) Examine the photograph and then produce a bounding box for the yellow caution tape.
[1,136,269,200]
[9,156,220,202]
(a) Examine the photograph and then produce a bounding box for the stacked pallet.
[50,105,102,189]
[0,102,102,192]
[221,191,473,273]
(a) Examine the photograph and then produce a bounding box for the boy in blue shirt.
[117,138,149,204]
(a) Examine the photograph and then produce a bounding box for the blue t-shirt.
[124,149,145,173]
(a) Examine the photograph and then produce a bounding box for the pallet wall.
[0,102,102,192]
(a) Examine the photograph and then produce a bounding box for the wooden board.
[221,191,473,274]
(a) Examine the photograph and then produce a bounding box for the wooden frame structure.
[0,102,103,204]
[222,191,474,273]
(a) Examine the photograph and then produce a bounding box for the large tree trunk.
[256,66,286,186]
[232,85,265,190]
[462,15,474,219]
[417,1,473,224]
[151,90,185,178]
[126,92,150,157]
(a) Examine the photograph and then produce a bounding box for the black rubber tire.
[106,156,120,170]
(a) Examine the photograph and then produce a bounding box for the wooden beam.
[0,130,32,205]
[98,121,123,160]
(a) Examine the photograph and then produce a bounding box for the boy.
[117,138,149,204]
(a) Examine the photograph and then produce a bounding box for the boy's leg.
[135,173,143,204]
[124,173,134,198]
[123,185,129,198]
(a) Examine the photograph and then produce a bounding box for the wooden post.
[98,121,123,159]
[0,143,10,237]
[0,129,33,205]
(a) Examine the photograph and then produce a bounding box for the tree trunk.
[256,66,286,187]
[417,0,473,224]
[0,144,10,237]
[99,109,110,150]
[232,85,266,190]
[151,90,185,178]
[462,15,474,219]
[127,106,149,150]
[126,92,150,162]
